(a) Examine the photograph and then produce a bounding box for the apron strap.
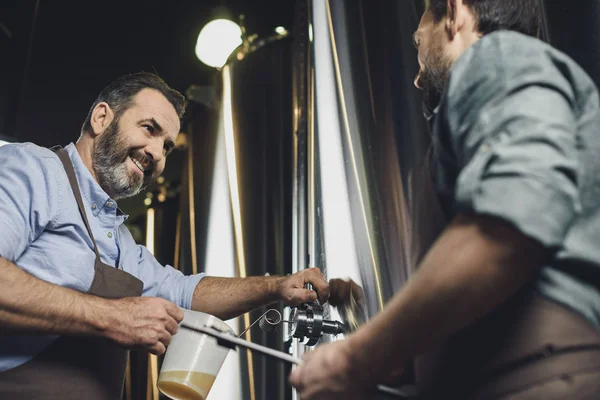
[51,146,102,262]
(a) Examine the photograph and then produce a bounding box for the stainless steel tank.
[185,0,567,398]
[308,0,446,333]
[217,33,296,400]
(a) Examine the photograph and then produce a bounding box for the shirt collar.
[64,143,129,221]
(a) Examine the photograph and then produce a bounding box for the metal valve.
[239,283,350,346]
[287,283,348,346]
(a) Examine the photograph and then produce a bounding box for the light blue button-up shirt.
[0,142,205,371]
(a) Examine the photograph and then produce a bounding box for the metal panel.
[311,0,446,321]
[221,37,295,400]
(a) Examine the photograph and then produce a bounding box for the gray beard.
[91,121,145,200]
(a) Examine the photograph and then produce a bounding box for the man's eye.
[143,124,154,133]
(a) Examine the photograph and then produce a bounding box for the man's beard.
[418,52,452,120]
[92,120,154,200]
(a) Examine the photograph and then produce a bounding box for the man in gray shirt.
[290,0,600,398]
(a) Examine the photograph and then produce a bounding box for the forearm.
[191,276,281,320]
[349,214,545,377]
[0,256,106,336]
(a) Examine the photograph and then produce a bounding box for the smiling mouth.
[130,156,146,174]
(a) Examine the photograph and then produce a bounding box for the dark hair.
[429,0,541,38]
[81,71,186,134]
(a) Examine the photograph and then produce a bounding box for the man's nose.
[146,142,164,165]
[414,71,422,89]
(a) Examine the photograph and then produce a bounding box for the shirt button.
[107,201,114,208]
[107,232,113,239]
[480,144,490,153]
[91,204,97,210]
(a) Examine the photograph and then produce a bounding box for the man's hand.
[99,297,183,355]
[327,278,365,308]
[289,338,376,400]
[275,268,330,305]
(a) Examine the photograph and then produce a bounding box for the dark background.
[0,0,294,145]
[0,0,295,229]
[3,1,600,146]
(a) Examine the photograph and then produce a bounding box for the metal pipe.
[181,324,414,399]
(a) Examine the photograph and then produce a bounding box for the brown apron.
[415,287,600,399]
[0,147,144,399]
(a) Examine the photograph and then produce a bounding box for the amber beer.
[158,310,233,400]
[158,370,217,400]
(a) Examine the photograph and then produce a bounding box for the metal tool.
[238,308,292,337]
[287,283,349,346]
[181,323,413,399]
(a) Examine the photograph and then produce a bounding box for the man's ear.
[89,102,115,137]
[445,0,463,39]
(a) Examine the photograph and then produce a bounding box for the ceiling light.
[195,19,243,69]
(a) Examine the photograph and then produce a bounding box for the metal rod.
[181,323,412,398]
[183,323,301,364]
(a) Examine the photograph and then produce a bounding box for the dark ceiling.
[0,0,295,228]
[0,0,294,146]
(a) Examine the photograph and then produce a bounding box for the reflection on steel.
[173,212,181,270]
[326,0,385,311]
[145,208,159,400]
[186,133,198,275]
[222,65,256,400]
[310,0,446,323]
[291,3,312,390]
[124,356,132,400]
[220,32,294,398]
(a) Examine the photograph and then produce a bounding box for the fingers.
[287,289,317,306]
[149,341,167,356]
[327,278,349,307]
[123,298,181,355]
[304,268,330,303]
[288,367,301,387]
[164,301,184,322]
[164,316,179,336]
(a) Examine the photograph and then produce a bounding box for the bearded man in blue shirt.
[290,0,600,399]
[0,72,331,399]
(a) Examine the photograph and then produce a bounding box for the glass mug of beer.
[158,309,233,400]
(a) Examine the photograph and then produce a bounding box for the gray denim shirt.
[430,31,600,328]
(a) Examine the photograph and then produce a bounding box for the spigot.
[287,283,348,346]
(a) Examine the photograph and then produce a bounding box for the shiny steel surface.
[287,302,346,346]
[309,0,446,331]
[220,36,295,400]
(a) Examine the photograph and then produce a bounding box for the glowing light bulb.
[195,19,243,68]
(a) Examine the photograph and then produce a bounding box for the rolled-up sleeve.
[137,245,206,309]
[443,37,580,249]
[0,145,62,261]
